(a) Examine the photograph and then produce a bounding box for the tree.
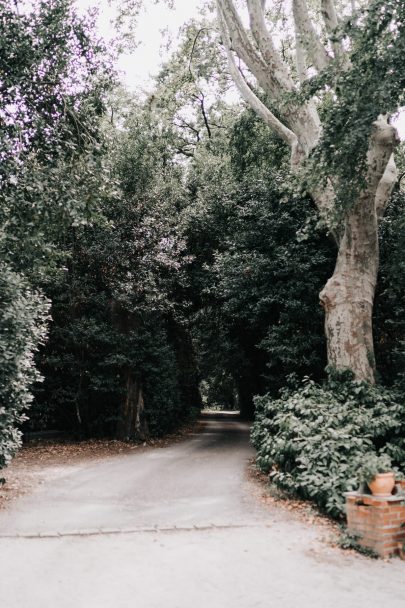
[215,0,405,382]
[0,0,112,471]
[32,101,200,439]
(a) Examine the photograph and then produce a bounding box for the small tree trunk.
[320,204,378,382]
[116,369,147,440]
[167,318,202,412]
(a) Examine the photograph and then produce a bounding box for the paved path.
[0,414,404,607]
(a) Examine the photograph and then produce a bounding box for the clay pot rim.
[374,471,395,478]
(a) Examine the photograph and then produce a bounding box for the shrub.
[251,372,405,518]
[0,266,49,474]
[358,452,393,485]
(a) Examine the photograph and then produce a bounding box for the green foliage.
[0,0,114,471]
[306,0,405,217]
[31,106,198,438]
[358,452,392,484]
[375,187,405,386]
[0,0,113,277]
[0,266,49,471]
[184,110,334,413]
[251,374,405,518]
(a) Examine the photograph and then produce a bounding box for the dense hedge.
[251,373,405,518]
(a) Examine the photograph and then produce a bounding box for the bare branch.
[217,0,282,99]
[198,92,212,139]
[292,0,330,72]
[246,0,294,92]
[321,0,339,31]
[320,0,342,58]
[294,18,307,83]
[217,5,300,155]
[174,119,201,140]
[188,27,210,80]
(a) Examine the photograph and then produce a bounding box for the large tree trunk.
[320,208,378,382]
[110,299,148,440]
[318,123,398,382]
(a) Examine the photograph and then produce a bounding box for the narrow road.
[0,414,403,608]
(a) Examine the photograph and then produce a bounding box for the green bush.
[358,452,392,484]
[251,373,405,518]
[0,266,49,473]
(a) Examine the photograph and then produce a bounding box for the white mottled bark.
[320,0,342,57]
[216,1,399,382]
[320,118,398,382]
[217,6,300,152]
[292,0,330,71]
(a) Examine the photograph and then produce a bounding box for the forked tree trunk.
[318,124,398,383]
[320,207,379,383]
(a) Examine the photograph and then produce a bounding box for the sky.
[76,0,405,139]
[76,0,206,92]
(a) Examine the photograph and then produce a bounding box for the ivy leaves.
[307,0,405,219]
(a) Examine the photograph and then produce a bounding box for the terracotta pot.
[368,472,395,497]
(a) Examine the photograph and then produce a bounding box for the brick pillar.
[345,490,405,558]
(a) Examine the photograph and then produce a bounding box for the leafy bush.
[0,266,49,473]
[358,452,392,484]
[251,373,405,518]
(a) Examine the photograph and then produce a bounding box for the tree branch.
[321,0,339,31]
[375,154,397,219]
[361,117,399,220]
[217,0,281,99]
[188,27,210,81]
[292,0,330,72]
[198,93,212,139]
[294,16,307,83]
[217,6,300,157]
[320,0,342,58]
[246,0,294,92]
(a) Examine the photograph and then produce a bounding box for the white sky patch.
[76,0,205,91]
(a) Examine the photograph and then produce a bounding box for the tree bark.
[116,369,147,440]
[319,122,398,382]
[320,209,378,382]
[110,299,148,440]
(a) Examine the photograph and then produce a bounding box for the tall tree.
[215,0,404,382]
[0,0,112,472]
